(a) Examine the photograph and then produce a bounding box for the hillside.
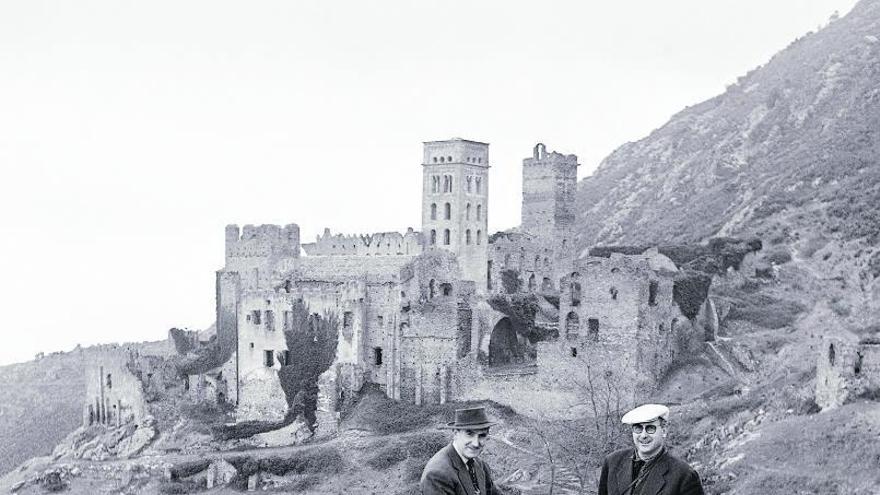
[0,351,87,476]
[575,0,880,270]
[568,0,880,492]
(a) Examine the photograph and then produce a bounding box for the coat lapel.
[640,451,670,495]
[445,445,476,495]
[613,450,633,495]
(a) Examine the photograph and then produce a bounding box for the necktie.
[466,459,481,495]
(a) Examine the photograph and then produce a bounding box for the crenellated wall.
[302,228,423,257]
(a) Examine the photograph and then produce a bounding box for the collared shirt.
[452,441,471,466]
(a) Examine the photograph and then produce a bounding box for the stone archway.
[488,317,520,367]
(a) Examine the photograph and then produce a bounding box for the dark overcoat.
[598,448,704,495]
[420,443,498,495]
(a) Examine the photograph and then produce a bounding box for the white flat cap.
[621,404,670,425]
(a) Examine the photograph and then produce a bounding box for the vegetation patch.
[764,246,793,265]
[488,294,557,343]
[224,447,342,490]
[174,339,224,376]
[590,237,761,275]
[212,418,290,441]
[673,270,713,320]
[365,431,448,471]
[158,479,205,494]
[343,385,515,435]
[725,292,805,329]
[169,459,212,479]
[501,269,521,294]
[278,300,340,430]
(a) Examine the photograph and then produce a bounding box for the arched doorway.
[488,317,520,367]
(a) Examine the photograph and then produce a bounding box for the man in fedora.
[598,404,704,495]
[420,406,500,495]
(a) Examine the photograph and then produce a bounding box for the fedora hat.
[440,407,498,430]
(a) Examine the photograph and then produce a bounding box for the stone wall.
[83,347,150,428]
[521,143,579,241]
[488,231,559,295]
[302,228,423,257]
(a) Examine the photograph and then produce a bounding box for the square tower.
[521,143,579,242]
[421,138,489,291]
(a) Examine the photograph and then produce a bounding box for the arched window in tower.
[444,203,451,220]
[430,229,436,245]
[466,203,471,220]
[466,230,472,245]
[430,203,437,220]
[440,156,445,163]
[442,175,453,193]
[444,229,451,245]
[475,177,482,194]
[466,176,473,193]
[477,230,482,245]
[476,204,482,220]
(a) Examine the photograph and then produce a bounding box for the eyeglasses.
[631,424,660,434]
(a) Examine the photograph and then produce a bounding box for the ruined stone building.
[212,139,694,427]
[816,335,880,409]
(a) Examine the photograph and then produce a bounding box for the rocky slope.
[575,0,880,263]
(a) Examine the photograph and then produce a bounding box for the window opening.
[649,281,658,306]
[374,347,383,366]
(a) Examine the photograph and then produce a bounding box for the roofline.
[422,138,490,146]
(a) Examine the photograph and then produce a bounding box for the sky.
[0,0,859,365]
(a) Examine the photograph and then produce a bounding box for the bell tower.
[521,143,579,243]
[421,138,490,291]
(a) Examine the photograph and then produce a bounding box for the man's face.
[631,419,666,458]
[453,428,490,459]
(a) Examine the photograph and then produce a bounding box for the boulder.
[116,425,157,459]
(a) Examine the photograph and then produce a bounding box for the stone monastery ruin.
[212,139,694,428]
[84,139,704,435]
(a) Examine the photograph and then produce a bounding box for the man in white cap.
[598,403,704,495]
[420,406,500,495]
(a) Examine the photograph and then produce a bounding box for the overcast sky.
[0,0,859,365]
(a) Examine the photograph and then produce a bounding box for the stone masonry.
[212,139,701,429]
